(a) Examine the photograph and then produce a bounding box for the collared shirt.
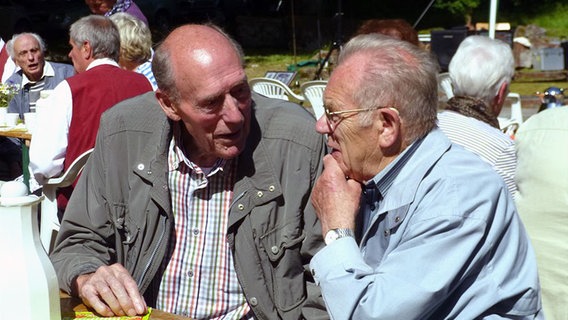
[135,60,157,90]
[311,128,542,319]
[361,137,423,233]
[156,123,251,319]
[21,62,55,112]
[437,110,517,195]
[29,58,119,183]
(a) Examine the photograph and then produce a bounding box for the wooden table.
[0,128,32,190]
[60,292,190,319]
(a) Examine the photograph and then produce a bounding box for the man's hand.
[75,263,148,317]
[312,154,362,235]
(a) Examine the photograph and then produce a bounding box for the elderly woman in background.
[85,0,148,26]
[110,13,157,90]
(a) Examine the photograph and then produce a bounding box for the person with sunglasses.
[308,33,543,319]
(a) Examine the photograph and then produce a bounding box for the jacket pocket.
[259,223,307,312]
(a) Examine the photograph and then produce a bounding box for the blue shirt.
[311,128,542,319]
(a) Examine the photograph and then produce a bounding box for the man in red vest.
[29,15,152,213]
[0,37,17,83]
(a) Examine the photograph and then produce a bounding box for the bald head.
[152,25,244,102]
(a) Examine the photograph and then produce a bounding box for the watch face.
[324,229,340,245]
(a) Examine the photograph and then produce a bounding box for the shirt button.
[257,191,263,197]
[147,170,152,175]
[268,185,275,192]
[249,297,258,306]
[384,230,390,237]
[137,164,144,170]
[395,216,401,223]
[187,270,194,277]
[238,204,244,210]
[370,205,376,211]
[271,246,279,254]
[193,228,199,236]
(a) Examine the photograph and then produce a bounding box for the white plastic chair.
[40,148,93,253]
[249,77,305,102]
[300,80,327,120]
[438,72,454,102]
[498,92,523,138]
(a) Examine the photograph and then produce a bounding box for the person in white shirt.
[437,35,517,195]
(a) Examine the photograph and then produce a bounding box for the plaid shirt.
[156,125,252,319]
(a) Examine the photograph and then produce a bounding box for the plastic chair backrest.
[40,148,93,253]
[438,72,454,101]
[249,77,305,102]
[301,80,327,120]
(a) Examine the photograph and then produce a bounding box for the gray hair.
[6,32,46,59]
[338,33,439,143]
[110,12,152,64]
[69,15,120,61]
[152,23,244,103]
[449,35,514,105]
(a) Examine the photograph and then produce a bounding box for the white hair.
[449,35,514,105]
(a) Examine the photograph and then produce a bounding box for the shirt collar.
[21,61,54,87]
[366,135,425,200]
[86,58,119,71]
[168,121,227,176]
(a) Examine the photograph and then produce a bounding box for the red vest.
[57,64,152,210]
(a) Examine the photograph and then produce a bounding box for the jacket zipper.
[137,217,167,288]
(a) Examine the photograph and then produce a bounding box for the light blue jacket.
[311,128,542,319]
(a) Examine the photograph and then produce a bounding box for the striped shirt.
[135,61,157,90]
[437,110,517,195]
[156,125,252,319]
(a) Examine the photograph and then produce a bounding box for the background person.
[85,0,148,26]
[515,106,568,320]
[50,24,327,318]
[0,32,75,180]
[110,12,157,89]
[29,15,152,213]
[309,33,542,319]
[353,18,419,46]
[5,33,75,117]
[437,35,517,195]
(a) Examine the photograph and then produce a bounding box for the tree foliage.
[433,0,481,23]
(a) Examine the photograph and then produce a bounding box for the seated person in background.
[50,24,327,318]
[0,33,75,180]
[5,32,75,117]
[437,35,517,195]
[29,15,152,213]
[110,12,157,90]
[515,106,568,320]
[353,18,419,46]
[85,0,148,26]
[309,33,542,319]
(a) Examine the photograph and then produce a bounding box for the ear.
[493,82,509,114]
[82,41,93,60]
[156,89,182,121]
[377,108,402,152]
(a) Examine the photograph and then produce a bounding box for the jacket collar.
[360,128,452,242]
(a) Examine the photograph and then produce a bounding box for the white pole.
[489,0,498,39]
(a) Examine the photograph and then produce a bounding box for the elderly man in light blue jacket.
[309,33,543,319]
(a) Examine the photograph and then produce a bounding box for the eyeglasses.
[324,105,398,130]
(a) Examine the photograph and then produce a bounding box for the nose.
[315,114,331,134]
[222,94,244,124]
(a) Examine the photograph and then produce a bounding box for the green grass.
[522,3,568,38]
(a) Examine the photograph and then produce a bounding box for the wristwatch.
[324,228,355,245]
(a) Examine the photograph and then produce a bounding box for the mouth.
[217,130,242,141]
